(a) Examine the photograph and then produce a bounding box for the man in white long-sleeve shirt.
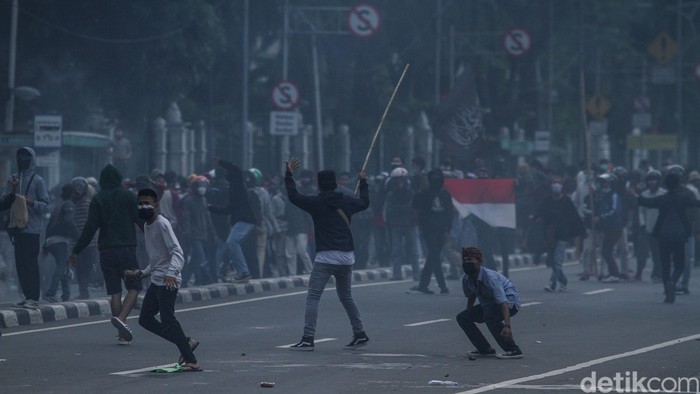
[125,188,200,371]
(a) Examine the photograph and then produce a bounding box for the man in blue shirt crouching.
[457,246,523,359]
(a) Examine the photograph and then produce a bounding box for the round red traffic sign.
[502,28,532,57]
[271,81,300,110]
[347,3,381,39]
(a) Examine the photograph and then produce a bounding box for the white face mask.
[551,183,563,194]
[197,187,207,196]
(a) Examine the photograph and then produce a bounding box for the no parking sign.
[347,3,381,39]
[502,28,532,57]
[271,81,300,110]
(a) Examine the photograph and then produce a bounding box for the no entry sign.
[347,3,381,38]
[502,28,532,57]
[271,81,300,110]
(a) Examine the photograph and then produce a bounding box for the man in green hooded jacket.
[69,164,142,344]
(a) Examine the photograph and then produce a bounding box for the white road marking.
[583,288,614,295]
[4,280,409,337]
[276,337,337,348]
[510,262,577,273]
[359,353,428,357]
[404,318,451,327]
[505,384,582,390]
[520,302,542,307]
[454,332,700,394]
[110,363,179,376]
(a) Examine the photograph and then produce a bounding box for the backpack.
[6,174,35,243]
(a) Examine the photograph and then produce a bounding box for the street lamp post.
[4,0,18,132]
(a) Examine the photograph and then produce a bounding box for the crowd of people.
[1,147,698,314]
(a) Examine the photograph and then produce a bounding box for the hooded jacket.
[208,160,256,226]
[4,147,49,234]
[72,164,138,254]
[638,185,700,241]
[413,170,453,233]
[285,171,369,252]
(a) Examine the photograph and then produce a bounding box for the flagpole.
[354,64,410,195]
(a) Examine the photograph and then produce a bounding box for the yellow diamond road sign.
[648,32,678,64]
[586,94,611,119]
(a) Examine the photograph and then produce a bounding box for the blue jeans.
[45,242,70,300]
[548,240,568,289]
[303,263,364,338]
[225,222,254,275]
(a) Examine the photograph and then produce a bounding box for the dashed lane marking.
[404,318,451,327]
[583,288,614,295]
[520,302,543,307]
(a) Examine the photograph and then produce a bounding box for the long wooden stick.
[354,64,410,195]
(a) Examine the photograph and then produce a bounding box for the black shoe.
[407,286,434,295]
[290,337,314,351]
[468,348,496,357]
[664,281,675,303]
[344,333,369,350]
[496,349,523,359]
[440,288,449,295]
[233,272,251,283]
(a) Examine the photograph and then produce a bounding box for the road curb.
[0,250,574,329]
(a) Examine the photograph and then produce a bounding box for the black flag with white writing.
[433,67,484,154]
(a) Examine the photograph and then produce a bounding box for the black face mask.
[17,155,31,171]
[138,205,155,220]
[462,263,478,276]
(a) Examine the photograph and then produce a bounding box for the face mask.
[551,183,563,194]
[17,155,31,171]
[138,205,155,220]
[462,263,478,276]
[197,187,207,196]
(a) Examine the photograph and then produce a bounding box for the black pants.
[456,303,520,353]
[76,245,98,298]
[139,283,196,364]
[418,229,447,291]
[658,239,685,285]
[601,228,622,277]
[14,233,41,301]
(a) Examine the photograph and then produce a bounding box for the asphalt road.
[2,262,699,394]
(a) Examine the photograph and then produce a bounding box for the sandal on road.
[110,317,133,342]
[178,337,200,365]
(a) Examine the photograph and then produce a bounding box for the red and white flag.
[443,179,516,229]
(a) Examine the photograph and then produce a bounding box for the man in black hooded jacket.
[637,165,700,303]
[409,169,454,295]
[284,157,371,352]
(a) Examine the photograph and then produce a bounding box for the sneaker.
[233,272,251,283]
[23,300,40,310]
[558,285,567,292]
[601,276,620,283]
[468,348,496,357]
[407,286,434,295]
[289,337,314,351]
[12,300,26,308]
[116,335,131,346]
[496,349,523,359]
[440,288,449,295]
[344,333,369,350]
[111,316,134,342]
[544,286,554,293]
[42,295,59,303]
